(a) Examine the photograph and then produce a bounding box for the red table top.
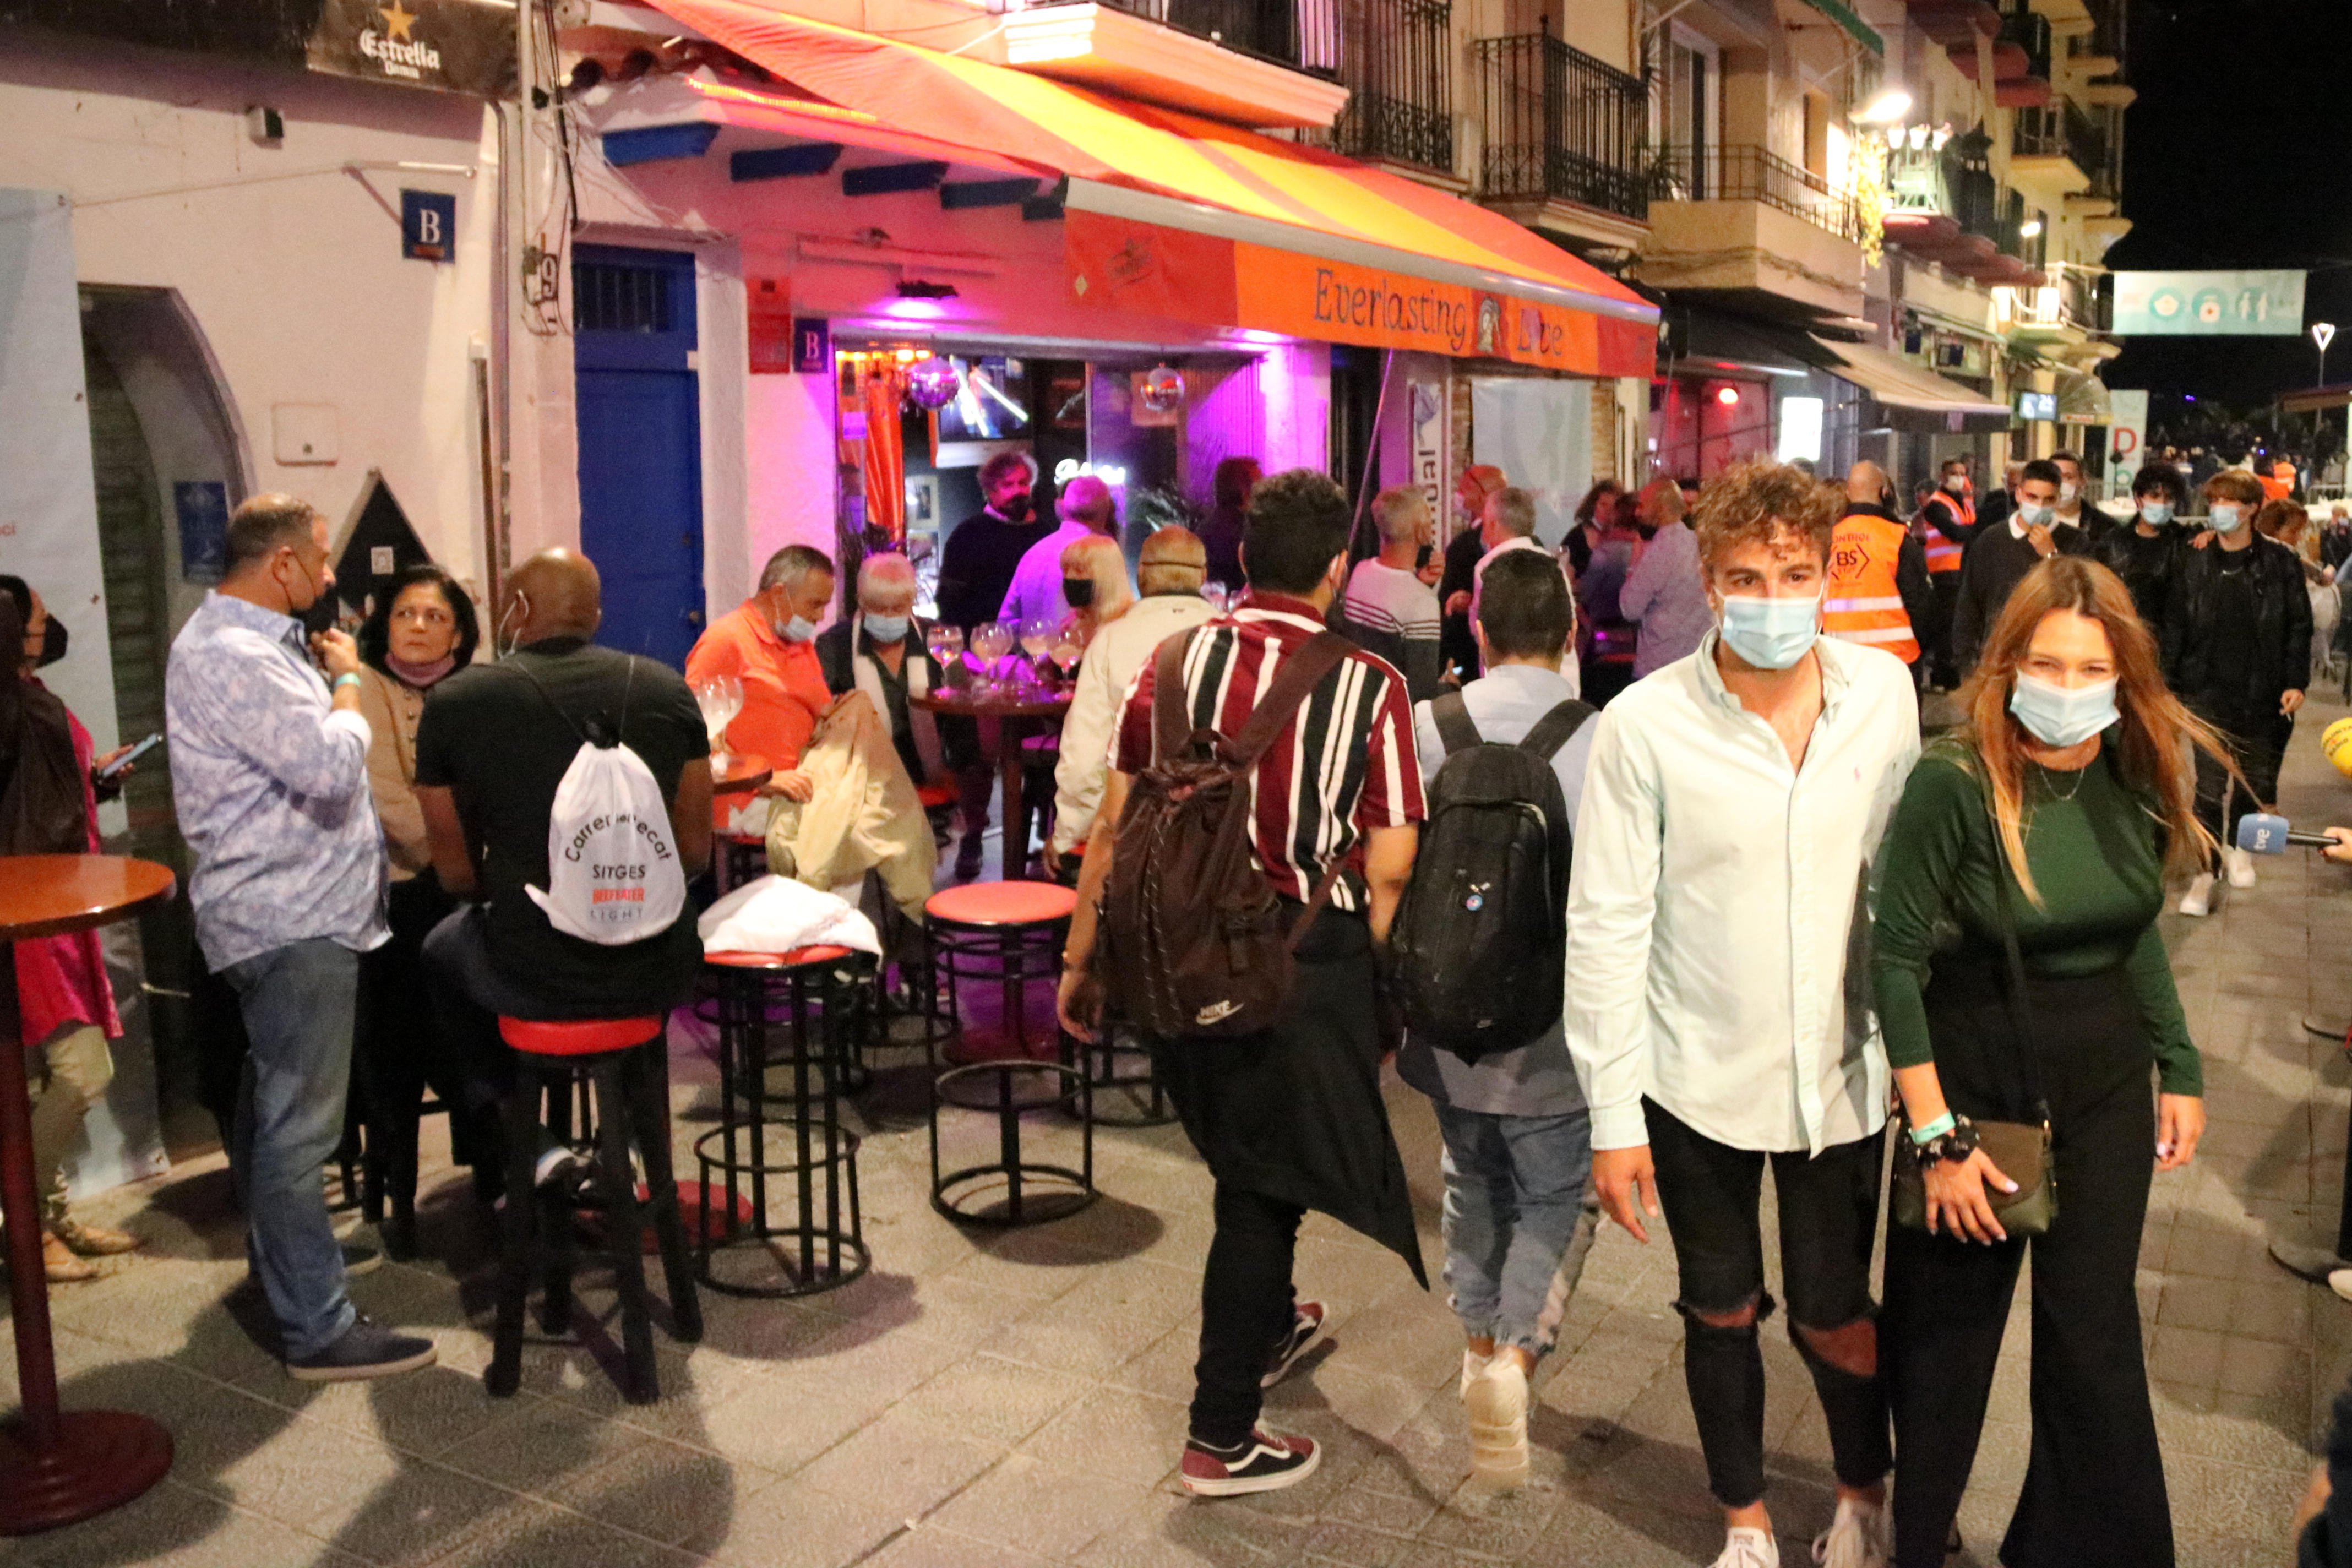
[712,753,773,796]
[908,689,1072,720]
[0,856,176,941]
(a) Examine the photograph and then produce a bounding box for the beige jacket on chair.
[764,690,938,922]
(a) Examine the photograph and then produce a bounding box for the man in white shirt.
[1341,487,1443,699]
[1565,458,1920,1568]
[1472,487,1577,693]
[1001,475,1118,627]
[1046,527,1218,872]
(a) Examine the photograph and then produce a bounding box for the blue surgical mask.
[2017,502,2055,528]
[2209,502,2245,535]
[863,613,910,645]
[780,614,819,644]
[2138,502,2174,527]
[1717,593,1821,671]
[2009,671,2117,749]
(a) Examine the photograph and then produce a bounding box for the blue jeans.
[223,938,360,1360]
[1433,1102,1593,1357]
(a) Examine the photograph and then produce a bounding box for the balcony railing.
[2012,99,2105,182]
[2006,263,2110,334]
[1329,0,1453,172]
[1653,144,1860,242]
[989,0,1339,74]
[1474,32,1648,220]
[1997,6,2051,82]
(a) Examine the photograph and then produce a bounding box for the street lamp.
[2315,322,2338,459]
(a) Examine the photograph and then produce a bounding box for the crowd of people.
[4,431,2299,1568]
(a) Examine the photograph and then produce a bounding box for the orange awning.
[637,0,1657,375]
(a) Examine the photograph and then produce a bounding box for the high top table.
[0,854,177,1534]
[908,687,1071,881]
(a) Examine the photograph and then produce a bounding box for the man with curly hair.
[1566,458,1920,1568]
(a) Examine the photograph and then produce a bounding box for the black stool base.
[698,1232,873,1297]
[932,1162,1098,1228]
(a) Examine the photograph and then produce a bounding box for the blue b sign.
[401,189,456,263]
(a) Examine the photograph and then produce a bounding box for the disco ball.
[905,356,959,410]
[1139,364,1184,415]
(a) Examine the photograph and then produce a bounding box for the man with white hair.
[1002,474,1120,627]
[1473,487,1577,692]
[1340,486,1442,699]
[815,551,947,790]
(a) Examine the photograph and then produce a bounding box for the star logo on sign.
[379,1,417,40]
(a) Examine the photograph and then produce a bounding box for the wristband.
[1909,1112,1956,1146]
[333,672,362,692]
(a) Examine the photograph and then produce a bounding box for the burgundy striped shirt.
[1112,595,1425,912]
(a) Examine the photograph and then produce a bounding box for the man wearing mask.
[1975,460,2026,536]
[2050,451,2104,546]
[685,545,836,825]
[1569,458,1919,1568]
[1916,456,1977,689]
[1950,459,2087,672]
[815,552,948,792]
[1619,478,1712,677]
[1000,474,1118,627]
[166,494,434,1381]
[1440,465,1506,680]
[2165,469,2311,917]
[1824,461,1932,686]
[2092,465,2188,630]
[2323,505,2352,573]
[934,451,1050,878]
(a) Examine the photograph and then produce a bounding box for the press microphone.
[2236,814,2339,854]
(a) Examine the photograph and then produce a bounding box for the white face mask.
[1944,475,1969,494]
[2059,481,2081,504]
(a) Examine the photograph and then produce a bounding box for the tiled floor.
[10,698,2352,1567]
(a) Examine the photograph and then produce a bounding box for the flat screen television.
[933,356,1031,468]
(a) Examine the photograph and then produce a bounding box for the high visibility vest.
[1826,513,1920,663]
[2261,466,2294,501]
[1920,492,1972,574]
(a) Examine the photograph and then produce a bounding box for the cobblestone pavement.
[9,698,2352,1568]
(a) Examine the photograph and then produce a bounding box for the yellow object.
[2323,716,2352,777]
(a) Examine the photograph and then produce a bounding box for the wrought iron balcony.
[2012,99,2105,185]
[1328,0,1453,171]
[1652,143,1859,242]
[1474,32,1649,221]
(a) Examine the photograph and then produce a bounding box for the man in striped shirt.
[1058,469,1427,1499]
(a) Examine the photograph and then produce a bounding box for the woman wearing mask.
[1873,555,2217,1568]
[2163,470,2310,914]
[1058,533,1134,649]
[2090,465,2187,631]
[353,566,482,1253]
[0,580,141,1281]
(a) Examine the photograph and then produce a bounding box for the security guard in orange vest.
[1826,460,1932,678]
[1915,455,1977,688]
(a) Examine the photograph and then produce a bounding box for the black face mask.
[36,617,66,668]
[298,594,340,639]
[998,491,1033,524]
[1635,522,1658,541]
[1062,578,1096,608]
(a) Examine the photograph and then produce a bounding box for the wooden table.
[0,855,178,1534]
[711,753,772,798]
[910,687,1072,881]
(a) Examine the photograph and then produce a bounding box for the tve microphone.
[2236,814,2338,854]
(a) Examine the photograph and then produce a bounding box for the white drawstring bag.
[517,655,688,945]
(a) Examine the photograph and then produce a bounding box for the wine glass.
[1050,625,1084,683]
[693,674,743,770]
[970,620,1013,694]
[925,622,964,676]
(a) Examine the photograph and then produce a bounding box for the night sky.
[2101,0,2352,413]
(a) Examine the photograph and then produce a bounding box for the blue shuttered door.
[572,244,705,669]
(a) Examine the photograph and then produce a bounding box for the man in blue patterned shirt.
[166,494,433,1382]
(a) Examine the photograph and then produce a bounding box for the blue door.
[573,244,704,668]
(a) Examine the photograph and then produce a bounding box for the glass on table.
[1050,625,1084,680]
[692,674,743,769]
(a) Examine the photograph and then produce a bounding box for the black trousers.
[1645,1099,1891,1507]
[1190,1184,1304,1447]
[354,875,476,1228]
[2192,705,2291,867]
[1883,965,2171,1568]
[1925,572,1963,687]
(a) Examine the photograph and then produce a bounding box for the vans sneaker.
[288,1313,437,1382]
[1178,1427,1321,1497]
[1260,1301,1328,1388]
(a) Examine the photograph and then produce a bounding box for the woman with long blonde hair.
[1871,554,2230,1568]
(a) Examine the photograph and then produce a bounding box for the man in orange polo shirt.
[687,544,836,827]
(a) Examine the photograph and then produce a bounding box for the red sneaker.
[1179,1427,1321,1498]
[1260,1300,1328,1389]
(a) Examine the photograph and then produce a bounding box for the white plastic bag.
[697,874,881,957]
[526,738,689,945]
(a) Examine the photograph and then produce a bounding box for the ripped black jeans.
[1644,1098,1891,1508]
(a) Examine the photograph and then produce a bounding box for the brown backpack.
[1097,626,1353,1039]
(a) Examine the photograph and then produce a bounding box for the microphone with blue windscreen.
[2236,814,2338,854]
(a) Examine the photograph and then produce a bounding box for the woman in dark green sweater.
[1872,554,2231,1568]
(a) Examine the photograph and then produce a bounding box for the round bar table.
[0,854,177,1534]
[909,688,1071,882]
[711,752,772,798]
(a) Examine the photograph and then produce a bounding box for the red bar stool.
[924,880,1095,1227]
[697,947,873,1297]
[484,1015,702,1406]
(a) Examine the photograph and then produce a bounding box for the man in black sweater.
[1950,458,2090,672]
[2091,464,2188,632]
[932,450,1049,878]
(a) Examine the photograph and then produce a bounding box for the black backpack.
[1389,690,1593,1063]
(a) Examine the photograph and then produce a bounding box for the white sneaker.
[1460,1346,1491,1398]
[2178,873,2217,917]
[2225,846,2258,889]
[1463,1357,1529,1490]
[1811,1495,1891,1568]
[2328,1266,2352,1303]
[1712,1526,1781,1568]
